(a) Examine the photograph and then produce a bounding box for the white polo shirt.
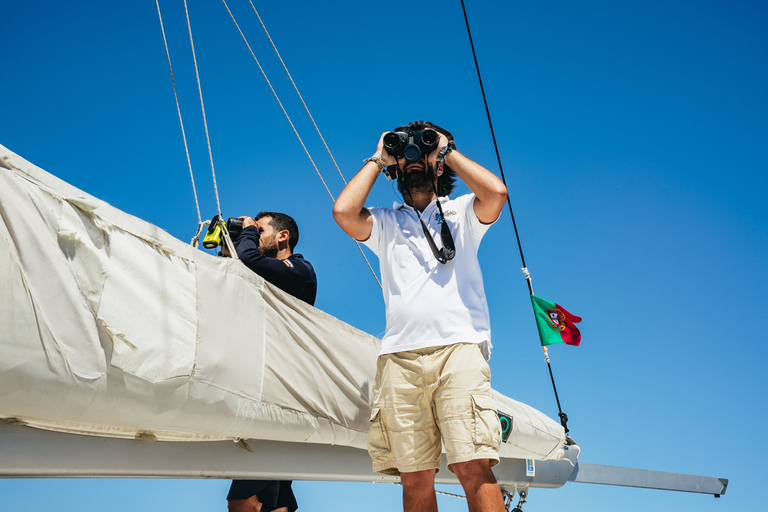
[363,193,493,360]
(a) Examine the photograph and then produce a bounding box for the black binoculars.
[226,217,244,239]
[383,127,439,164]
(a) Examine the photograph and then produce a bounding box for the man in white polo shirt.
[333,121,508,512]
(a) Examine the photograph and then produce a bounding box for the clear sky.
[2,0,766,510]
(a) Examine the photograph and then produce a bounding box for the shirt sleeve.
[361,206,384,256]
[234,226,317,305]
[462,193,493,240]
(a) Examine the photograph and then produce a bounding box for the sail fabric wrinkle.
[261,289,378,443]
[492,390,565,460]
[0,162,105,380]
[96,221,198,381]
[0,143,565,462]
[193,258,268,403]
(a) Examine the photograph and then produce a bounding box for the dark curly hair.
[255,211,300,251]
[390,121,458,198]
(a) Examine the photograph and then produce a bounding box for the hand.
[240,216,257,229]
[427,132,451,167]
[376,132,398,167]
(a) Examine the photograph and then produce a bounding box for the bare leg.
[227,496,262,512]
[451,459,504,512]
[227,497,288,512]
[400,469,438,512]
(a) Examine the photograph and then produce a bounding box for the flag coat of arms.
[530,295,582,346]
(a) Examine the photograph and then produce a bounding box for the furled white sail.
[0,143,565,463]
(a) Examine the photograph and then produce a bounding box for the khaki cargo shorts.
[367,342,501,476]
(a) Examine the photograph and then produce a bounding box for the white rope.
[190,220,210,248]
[220,0,334,202]
[183,0,223,218]
[386,482,467,500]
[521,266,534,294]
[220,221,239,260]
[523,267,549,361]
[222,0,382,289]
[247,0,348,187]
[436,489,467,500]
[155,0,202,225]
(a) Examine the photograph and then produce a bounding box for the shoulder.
[288,254,315,273]
[367,205,406,227]
[442,194,476,218]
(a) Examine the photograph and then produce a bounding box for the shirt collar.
[393,196,449,212]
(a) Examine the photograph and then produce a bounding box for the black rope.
[548,362,569,435]
[459,0,570,435]
[459,0,529,287]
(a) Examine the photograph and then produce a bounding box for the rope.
[190,219,210,248]
[247,0,348,187]
[222,0,382,289]
[183,0,223,218]
[459,0,528,287]
[436,489,467,500]
[155,0,202,225]
[460,1,570,434]
[221,0,333,201]
[386,482,467,500]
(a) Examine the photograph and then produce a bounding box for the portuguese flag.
[530,295,582,347]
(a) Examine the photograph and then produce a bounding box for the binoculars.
[202,215,245,249]
[383,127,439,168]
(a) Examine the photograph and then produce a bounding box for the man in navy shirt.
[222,211,316,512]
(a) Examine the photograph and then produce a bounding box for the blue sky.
[1,0,766,510]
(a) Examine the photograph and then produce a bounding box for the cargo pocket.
[471,394,501,450]
[367,407,391,458]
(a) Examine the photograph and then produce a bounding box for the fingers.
[377,132,397,166]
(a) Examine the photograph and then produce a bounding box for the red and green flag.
[530,295,582,347]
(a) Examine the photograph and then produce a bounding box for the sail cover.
[0,143,565,462]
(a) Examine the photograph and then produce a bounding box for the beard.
[259,234,279,258]
[397,162,436,197]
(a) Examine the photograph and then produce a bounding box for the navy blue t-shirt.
[233,225,317,306]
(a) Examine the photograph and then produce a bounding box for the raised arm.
[332,133,395,241]
[438,141,508,224]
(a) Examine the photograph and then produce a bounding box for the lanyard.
[415,200,455,264]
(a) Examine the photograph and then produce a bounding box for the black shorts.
[227,480,298,512]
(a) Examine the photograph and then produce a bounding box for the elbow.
[333,201,358,232]
[332,202,348,227]
[479,182,508,223]
[332,202,371,241]
[492,182,508,207]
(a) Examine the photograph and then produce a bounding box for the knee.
[400,469,436,492]
[451,459,497,486]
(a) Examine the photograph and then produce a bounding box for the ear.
[277,229,290,245]
[436,162,444,177]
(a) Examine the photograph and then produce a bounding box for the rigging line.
[245,1,381,289]
[248,0,348,187]
[221,0,382,290]
[387,482,467,500]
[155,0,202,225]
[460,1,570,433]
[183,0,223,218]
[459,0,530,294]
[221,0,333,200]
